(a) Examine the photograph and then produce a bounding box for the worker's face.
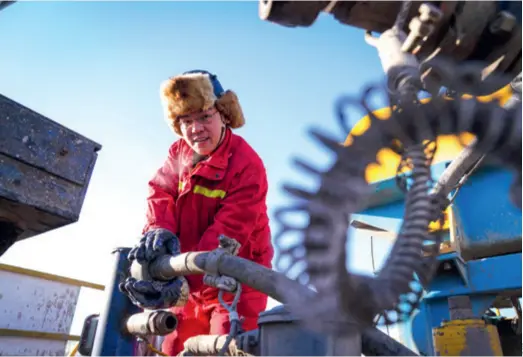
[178,107,225,155]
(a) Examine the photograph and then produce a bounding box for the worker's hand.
[128,228,180,264]
[119,276,188,310]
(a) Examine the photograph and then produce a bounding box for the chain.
[196,235,244,356]
[217,284,243,356]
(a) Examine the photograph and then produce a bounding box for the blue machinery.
[90,248,140,356]
[357,161,522,355]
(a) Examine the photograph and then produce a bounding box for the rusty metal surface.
[451,167,522,261]
[0,269,80,356]
[0,154,85,221]
[0,197,69,241]
[0,94,101,186]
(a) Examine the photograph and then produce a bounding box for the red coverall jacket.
[143,128,274,354]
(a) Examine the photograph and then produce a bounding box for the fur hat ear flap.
[215,90,245,129]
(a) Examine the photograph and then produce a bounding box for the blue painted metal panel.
[92,248,139,356]
[452,167,522,259]
[412,252,522,355]
[426,252,522,298]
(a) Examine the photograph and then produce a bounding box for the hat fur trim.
[160,72,245,136]
[216,90,245,130]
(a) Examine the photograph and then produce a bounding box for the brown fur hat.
[160,71,245,136]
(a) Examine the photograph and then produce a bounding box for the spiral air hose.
[273,61,522,333]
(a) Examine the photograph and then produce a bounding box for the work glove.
[120,228,188,309]
[128,228,181,264]
[119,276,188,310]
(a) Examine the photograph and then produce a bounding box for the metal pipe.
[431,137,483,200]
[151,251,206,277]
[148,252,314,304]
[124,310,178,337]
[92,248,140,356]
[141,252,418,356]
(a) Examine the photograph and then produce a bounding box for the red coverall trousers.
[162,289,268,355]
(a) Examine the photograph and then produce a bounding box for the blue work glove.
[119,276,188,310]
[120,228,188,309]
[128,228,181,264]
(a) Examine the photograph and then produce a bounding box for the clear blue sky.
[1,0,394,280]
[0,0,407,340]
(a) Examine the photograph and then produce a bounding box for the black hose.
[147,252,418,356]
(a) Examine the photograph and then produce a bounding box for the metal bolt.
[409,17,433,38]
[490,11,516,34]
[418,3,443,24]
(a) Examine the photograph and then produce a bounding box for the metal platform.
[0,94,101,255]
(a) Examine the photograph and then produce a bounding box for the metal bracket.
[437,252,469,287]
[203,235,242,292]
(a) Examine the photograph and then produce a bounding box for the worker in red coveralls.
[120,69,274,355]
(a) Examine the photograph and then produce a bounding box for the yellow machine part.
[432,319,503,356]
[428,206,450,233]
[343,85,514,184]
[344,85,513,232]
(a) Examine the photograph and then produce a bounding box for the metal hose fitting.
[124,310,178,337]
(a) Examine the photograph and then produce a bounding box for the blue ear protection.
[182,69,225,98]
